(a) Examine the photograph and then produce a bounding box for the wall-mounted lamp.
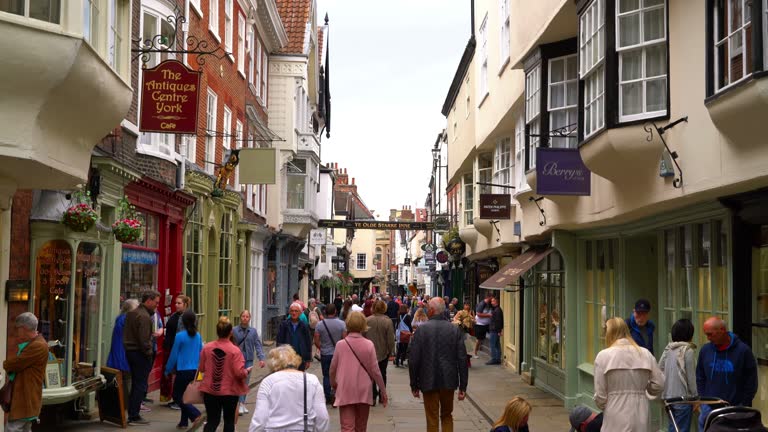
[6,280,31,302]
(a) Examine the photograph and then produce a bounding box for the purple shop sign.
[536,148,591,196]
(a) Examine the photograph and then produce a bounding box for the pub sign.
[479,194,511,219]
[140,60,201,134]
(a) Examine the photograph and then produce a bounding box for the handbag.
[0,378,13,413]
[397,316,412,344]
[182,371,204,405]
[303,372,308,432]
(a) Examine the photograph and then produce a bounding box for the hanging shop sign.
[309,229,326,245]
[239,148,277,185]
[421,243,437,253]
[479,194,512,219]
[432,215,451,232]
[536,148,591,196]
[436,250,449,264]
[140,60,201,134]
[318,220,434,230]
[425,251,436,266]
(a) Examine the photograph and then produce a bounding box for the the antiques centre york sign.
[479,194,512,219]
[140,60,201,134]
[319,220,434,230]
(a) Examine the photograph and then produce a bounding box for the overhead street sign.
[318,220,434,230]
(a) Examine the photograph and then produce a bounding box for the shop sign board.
[536,148,591,196]
[309,229,326,245]
[425,251,436,266]
[479,194,511,219]
[432,215,451,232]
[140,60,201,134]
[318,219,434,230]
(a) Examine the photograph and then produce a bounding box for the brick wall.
[9,190,32,280]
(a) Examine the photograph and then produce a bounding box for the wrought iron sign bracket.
[529,196,546,226]
[131,10,231,68]
[489,220,502,243]
[644,116,687,188]
[526,122,578,146]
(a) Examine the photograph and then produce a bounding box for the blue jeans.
[173,370,201,426]
[321,354,334,400]
[489,331,501,362]
[239,360,254,403]
[668,404,692,432]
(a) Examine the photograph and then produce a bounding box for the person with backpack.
[394,304,413,368]
[659,319,698,432]
[233,309,266,416]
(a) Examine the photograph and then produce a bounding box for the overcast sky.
[316,0,470,219]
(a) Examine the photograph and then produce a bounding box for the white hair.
[428,297,445,315]
[15,312,38,331]
[121,299,139,314]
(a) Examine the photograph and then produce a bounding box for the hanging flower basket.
[112,196,142,243]
[62,203,98,232]
[62,188,98,232]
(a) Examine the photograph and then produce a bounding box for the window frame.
[356,253,367,271]
[287,158,308,210]
[205,89,218,175]
[209,0,219,38]
[525,64,542,170]
[478,14,489,102]
[493,137,513,194]
[548,54,579,148]
[579,0,606,138]
[255,36,262,97]
[235,120,243,191]
[1,0,61,23]
[185,205,204,328]
[237,13,245,75]
[261,47,269,105]
[224,0,233,53]
[500,0,511,70]
[218,211,234,319]
[616,0,668,122]
[712,0,755,93]
[222,106,232,152]
[463,173,474,225]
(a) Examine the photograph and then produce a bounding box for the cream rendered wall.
[447,65,477,185]
[350,228,376,279]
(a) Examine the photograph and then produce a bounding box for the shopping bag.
[183,379,204,405]
[464,335,477,354]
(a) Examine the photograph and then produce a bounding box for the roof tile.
[275,0,312,54]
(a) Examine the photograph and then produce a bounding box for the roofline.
[254,0,289,52]
[441,36,476,117]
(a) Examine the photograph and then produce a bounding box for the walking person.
[658,318,698,432]
[593,317,664,432]
[626,299,656,354]
[385,295,399,330]
[339,299,353,321]
[487,297,504,365]
[453,303,475,367]
[107,299,139,410]
[696,316,758,431]
[248,345,329,432]
[491,397,531,432]
[314,303,346,405]
[276,303,313,371]
[123,290,161,425]
[331,312,388,431]
[161,294,191,409]
[365,300,395,405]
[395,304,413,368]
[474,293,493,358]
[412,307,428,333]
[233,309,266,416]
[164,311,204,430]
[3,313,49,432]
[409,297,469,432]
[199,317,252,432]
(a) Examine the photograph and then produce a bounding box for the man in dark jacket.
[696,317,758,430]
[386,294,400,329]
[276,303,312,371]
[487,297,504,365]
[409,297,468,432]
[123,290,160,425]
[625,298,655,354]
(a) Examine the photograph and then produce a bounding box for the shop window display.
[121,210,160,301]
[583,239,618,363]
[73,243,101,381]
[535,250,565,369]
[35,240,72,386]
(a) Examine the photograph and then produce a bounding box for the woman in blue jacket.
[165,311,204,429]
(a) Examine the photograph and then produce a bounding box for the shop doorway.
[624,234,658,345]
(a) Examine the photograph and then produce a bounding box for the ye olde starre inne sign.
[140,60,201,134]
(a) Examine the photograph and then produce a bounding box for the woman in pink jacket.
[199,316,252,432]
[330,311,388,432]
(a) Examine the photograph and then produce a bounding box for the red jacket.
[198,339,249,396]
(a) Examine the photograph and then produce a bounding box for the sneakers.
[238,404,246,416]
[168,402,181,410]
[472,354,479,359]
[140,403,152,412]
[128,416,150,425]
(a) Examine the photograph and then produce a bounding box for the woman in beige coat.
[594,317,664,432]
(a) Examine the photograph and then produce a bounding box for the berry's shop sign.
[140,60,201,134]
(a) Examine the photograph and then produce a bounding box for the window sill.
[209,29,221,44]
[577,362,595,376]
[477,92,489,109]
[498,57,510,77]
[578,122,667,183]
[136,145,179,164]
[190,1,203,18]
[705,72,768,146]
[238,69,246,80]
[226,53,235,64]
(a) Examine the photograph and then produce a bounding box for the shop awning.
[479,248,554,290]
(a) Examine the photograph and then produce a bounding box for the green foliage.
[62,188,98,232]
[441,226,460,248]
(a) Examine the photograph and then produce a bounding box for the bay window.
[84,0,100,47]
[580,0,605,137]
[617,0,667,121]
[548,55,578,148]
[108,0,123,71]
[2,0,60,23]
[287,158,307,209]
[525,65,541,170]
[463,173,474,224]
[493,137,512,194]
[713,0,754,92]
[478,153,493,195]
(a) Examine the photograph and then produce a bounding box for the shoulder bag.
[397,316,412,344]
[0,378,13,413]
[343,339,376,406]
[303,372,308,432]
[182,368,204,405]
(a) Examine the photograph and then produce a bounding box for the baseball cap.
[569,405,595,432]
[634,298,652,312]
